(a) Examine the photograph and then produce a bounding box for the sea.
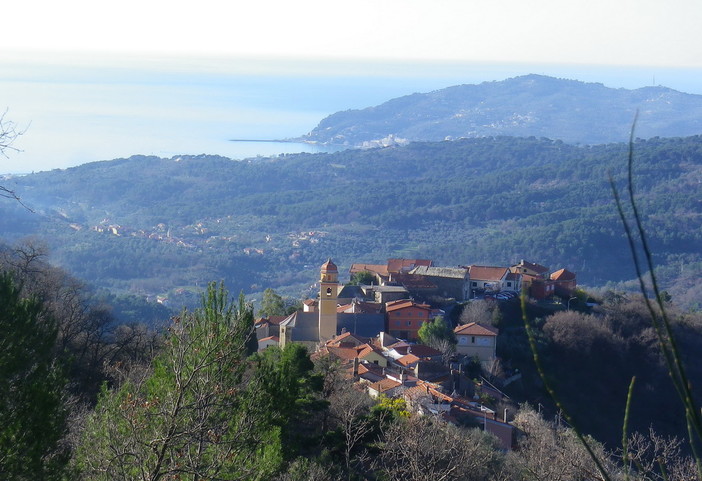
[3,53,702,174]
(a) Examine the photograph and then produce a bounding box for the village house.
[550,268,577,296]
[385,299,442,341]
[406,265,471,301]
[349,258,433,286]
[467,265,514,293]
[510,259,550,278]
[402,382,514,450]
[454,322,499,363]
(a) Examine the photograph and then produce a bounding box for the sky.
[4,0,701,67]
[2,0,702,173]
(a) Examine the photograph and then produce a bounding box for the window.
[326,287,332,296]
[407,321,412,326]
[507,282,512,287]
[472,281,477,287]
[471,336,476,343]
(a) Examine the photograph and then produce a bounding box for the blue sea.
[3,53,702,174]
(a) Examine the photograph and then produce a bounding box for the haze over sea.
[3,52,702,174]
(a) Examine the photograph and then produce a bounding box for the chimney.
[504,408,508,423]
[353,357,359,377]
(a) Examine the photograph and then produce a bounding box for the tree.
[0,110,27,203]
[509,404,620,481]
[418,316,457,362]
[0,272,69,480]
[374,415,506,481]
[347,270,376,286]
[459,300,494,326]
[75,282,275,481]
[259,287,286,317]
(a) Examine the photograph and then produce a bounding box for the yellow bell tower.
[318,258,339,342]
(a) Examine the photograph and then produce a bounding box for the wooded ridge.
[2,134,702,308]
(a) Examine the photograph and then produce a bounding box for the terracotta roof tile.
[454,322,499,336]
[551,268,576,281]
[397,353,421,366]
[468,265,509,281]
[369,378,402,393]
[385,299,432,312]
[515,260,549,274]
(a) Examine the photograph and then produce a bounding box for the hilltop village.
[255,258,577,449]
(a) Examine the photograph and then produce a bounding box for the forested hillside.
[2,135,702,308]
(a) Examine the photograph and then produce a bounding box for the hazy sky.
[3,0,701,68]
[2,0,701,173]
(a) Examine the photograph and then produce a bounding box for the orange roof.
[385,299,431,312]
[468,265,509,281]
[303,298,317,306]
[369,378,402,393]
[454,322,499,336]
[397,353,421,366]
[325,342,380,362]
[327,331,370,347]
[515,260,549,274]
[325,346,359,361]
[551,268,576,281]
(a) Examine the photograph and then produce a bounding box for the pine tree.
[0,272,68,480]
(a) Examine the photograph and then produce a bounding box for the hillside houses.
[257,257,577,352]
[349,258,576,303]
[254,256,577,450]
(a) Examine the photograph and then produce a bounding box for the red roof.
[468,265,509,281]
[385,299,432,312]
[515,260,549,274]
[369,378,402,393]
[454,322,499,336]
[396,353,421,366]
[550,268,576,281]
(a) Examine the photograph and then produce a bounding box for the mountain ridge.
[301,74,702,146]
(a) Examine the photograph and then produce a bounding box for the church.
[278,259,385,349]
